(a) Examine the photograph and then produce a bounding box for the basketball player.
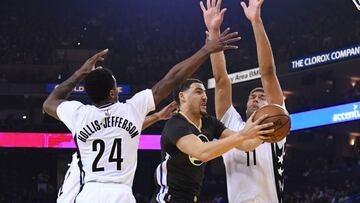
[202,0,286,202]
[151,78,275,203]
[43,30,242,203]
[57,102,177,203]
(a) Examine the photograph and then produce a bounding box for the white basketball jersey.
[57,89,155,188]
[221,105,286,203]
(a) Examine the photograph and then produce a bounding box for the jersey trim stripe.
[96,102,116,109]
[271,143,285,203]
[74,134,85,203]
[156,153,170,203]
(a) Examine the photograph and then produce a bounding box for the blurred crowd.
[0,0,359,85]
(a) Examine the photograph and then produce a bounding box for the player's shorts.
[57,153,80,203]
[75,182,136,203]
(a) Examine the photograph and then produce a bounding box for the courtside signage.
[45,84,131,95]
[290,101,360,131]
[207,67,260,89]
[0,133,160,150]
[290,44,360,71]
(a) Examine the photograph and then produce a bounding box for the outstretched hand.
[156,101,178,120]
[240,0,263,23]
[200,0,227,32]
[203,28,241,53]
[76,49,109,76]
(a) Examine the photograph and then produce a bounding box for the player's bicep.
[176,134,205,159]
[215,79,233,120]
[261,73,284,106]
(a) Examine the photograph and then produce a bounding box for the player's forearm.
[43,71,85,119]
[209,30,232,119]
[142,113,160,130]
[251,20,276,76]
[209,30,230,83]
[152,47,210,104]
[235,138,262,152]
[196,133,244,162]
[47,71,85,101]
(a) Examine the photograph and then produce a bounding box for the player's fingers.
[216,0,222,9]
[222,31,239,41]
[90,49,109,63]
[220,8,227,18]
[258,122,274,129]
[240,1,247,11]
[167,101,178,110]
[96,48,109,57]
[259,136,272,141]
[247,111,256,123]
[259,129,275,135]
[211,0,216,7]
[200,1,206,12]
[207,0,210,9]
[224,36,241,44]
[220,27,231,37]
[223,45,239,50]
[253,114,269,125]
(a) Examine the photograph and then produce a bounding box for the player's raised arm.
[42,49,109,120]
[241,0,283,105]
[151,28,240,105]
[201,0,236,119]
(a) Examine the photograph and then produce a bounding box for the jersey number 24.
[92,138,123,172]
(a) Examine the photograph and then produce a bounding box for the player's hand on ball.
[242,113,275,139]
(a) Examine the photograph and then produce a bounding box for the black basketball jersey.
[153,112,226,202]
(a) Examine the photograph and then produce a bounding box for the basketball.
[252,104,291,143]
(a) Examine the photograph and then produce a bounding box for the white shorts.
[57,153,80,203]
[75,182,136,203]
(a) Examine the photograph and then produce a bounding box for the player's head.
[246,87,268,119]
[84,68,119,104]
[173,78,207,116]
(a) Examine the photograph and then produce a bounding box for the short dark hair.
[84,68,115,104]
[172,78,203,105]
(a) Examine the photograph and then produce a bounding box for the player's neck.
[179,109,202,129]
[95,99,116,107]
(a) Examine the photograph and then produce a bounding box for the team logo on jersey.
[188,134,209,166]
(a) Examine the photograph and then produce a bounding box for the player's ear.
[179,92,186,104]
[109,89,116,99]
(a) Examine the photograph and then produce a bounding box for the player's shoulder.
[202,114,218,122]
[202,114,222,125]
[166,113,186,124]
